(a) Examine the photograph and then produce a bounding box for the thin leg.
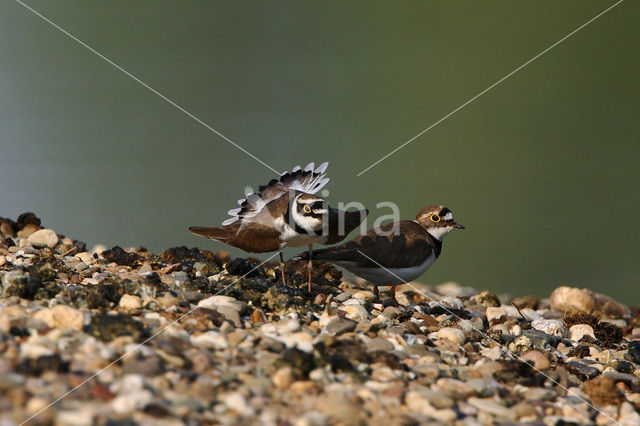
[307,244,313,292]
[391,285,398,301]
[279,252,286,284]
[373,286,380,300]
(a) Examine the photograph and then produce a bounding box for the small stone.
[521,350,551,371]
[550,286,630,317]
[222,392,255,417]
[341,305,368,322]
[250,308,267,324]
[33,305,84,331]
[469,290,501,307]
[485,306,506,322]
[628,341,640,364]
[0,255,5,266]
[566,361,600,380]
[324,318,356,335]
[467,397,517,421]
[272,367,294,389]
[570,324,596,342]
[480,347,503,361]
[27,229,59,249]
[582,377,624,406]
[436,327,466,345]
[351,290,376,302]
[531,319,567,337]
[118,294,142,310]
[436,378,475,399]
[198,295,246,312]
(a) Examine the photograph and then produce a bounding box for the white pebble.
[27,229,58,249]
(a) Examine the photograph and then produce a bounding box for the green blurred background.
[1,1,638,300]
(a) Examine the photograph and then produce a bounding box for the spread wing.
[222,162,329,225]
[311,221,435,268]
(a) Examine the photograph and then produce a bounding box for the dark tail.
[324,208,368,244]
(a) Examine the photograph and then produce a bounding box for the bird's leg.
[307,244,313,292]
[391,285,398,301]
[279,252,286,285]
[373,286,380,301]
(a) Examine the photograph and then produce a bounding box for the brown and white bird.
[189,162,368,290]
[298,205,464,300]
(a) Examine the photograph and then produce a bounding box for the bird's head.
[414,205,464,240]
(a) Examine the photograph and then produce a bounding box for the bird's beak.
[453,222,465,229]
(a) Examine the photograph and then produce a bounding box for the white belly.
[333,252,437,285]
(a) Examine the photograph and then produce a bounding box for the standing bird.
[189,162,368,290]
[298,205,464,300]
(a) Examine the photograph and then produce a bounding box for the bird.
[189,162,368,290]
[297,205,464,300]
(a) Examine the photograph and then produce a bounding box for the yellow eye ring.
[430,214,441,223]
[303,205,311,214]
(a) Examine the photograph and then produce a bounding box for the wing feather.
[223,162,330,224]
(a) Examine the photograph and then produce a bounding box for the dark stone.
[225,257,266,278]
[423,305,471,319]
[16,212,41,230]
[102,246,141,267]
[566,361,600,380]
[122,355,164,376]
[628,341,640,364]
[9,326,29,337]
[280,348,315,376]
[612,359,635,374]
[87,313,147,342]
[602,370,639,385]
[524,329,563,349]
[325,318,357,336]
[16,354,68,376]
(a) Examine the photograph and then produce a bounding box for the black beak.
[453,222,465,229]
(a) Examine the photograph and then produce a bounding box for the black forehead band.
[439,207,451,216]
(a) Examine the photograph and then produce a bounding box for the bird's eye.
[303,205,311,214]
[430,214,441,223]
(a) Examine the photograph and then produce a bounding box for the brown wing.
[189,221,282,253]
[311,221,435,268]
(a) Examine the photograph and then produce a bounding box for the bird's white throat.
[425,226,453,241]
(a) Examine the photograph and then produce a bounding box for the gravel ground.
[1,213,640,426]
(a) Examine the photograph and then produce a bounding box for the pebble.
[324,318,356,335]
[520,350,551,371]
[118,294,142,310]
[33,305,84,331]
[628,341,640,364]
[550,286,630,317]
[485,306,506,322]
[341,304,368,322]
[467,397,517,421]
[531,319,567,337]
[272,367,294,389]
[27,229,59,249]
[436,327,466,344]
[569,324,596,342]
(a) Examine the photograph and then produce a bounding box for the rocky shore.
[1,213,640,425]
